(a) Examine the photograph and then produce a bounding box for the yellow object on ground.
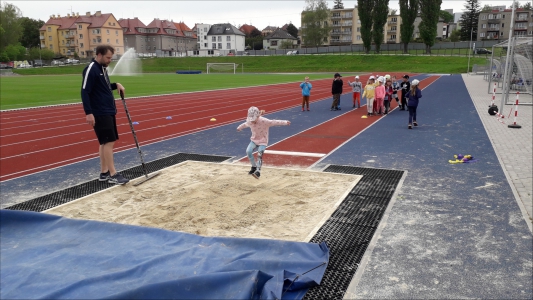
[210,118,216,121]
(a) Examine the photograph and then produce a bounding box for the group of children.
[237,73,422,179]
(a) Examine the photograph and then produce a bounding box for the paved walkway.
[463,74,532,228]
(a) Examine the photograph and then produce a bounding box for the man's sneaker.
[252,170,261,179]
[99,171,110,182]
[108,173,130,185]
[248,167,257,175]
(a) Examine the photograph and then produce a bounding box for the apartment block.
[40,11,124,59]
[193,23,245,56]
[477,7,533,41]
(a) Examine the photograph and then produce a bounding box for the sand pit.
[46,161,361,242]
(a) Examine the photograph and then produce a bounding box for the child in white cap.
[405,79,422,129]
[348,76,363,108]
[237,107,291,178]
[362,76,376,116]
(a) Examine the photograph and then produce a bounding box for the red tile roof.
[173,22,197,38]
[146,19,179,35]
[40,12,118,31]
[239,24,258,35]
[119,18,148,35]
[40,16,78,31]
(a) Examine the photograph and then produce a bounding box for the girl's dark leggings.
[384,100,390,114]
[408,106,417,124]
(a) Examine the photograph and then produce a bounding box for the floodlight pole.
[500,2,516,110]
[467,27,473,75]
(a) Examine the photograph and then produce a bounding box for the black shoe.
[413,122,418,126]
[248,167,257,175]
[408,124,412,129]
[99,171,110,182]
[353,104,356,108]
[252,170,261,179]
[108,173,130,185]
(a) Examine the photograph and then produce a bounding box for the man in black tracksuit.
[81,45,129,185]
[399,74,411,111]
[331,73,343,111]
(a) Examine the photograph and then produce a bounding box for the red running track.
[236,75,441,168]
[0,73,413,181]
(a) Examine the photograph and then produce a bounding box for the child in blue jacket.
[405,79,422,129]
[300,77,312,111]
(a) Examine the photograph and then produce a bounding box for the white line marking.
[264,150,326,157]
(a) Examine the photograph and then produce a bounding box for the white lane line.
[264,150,326,157]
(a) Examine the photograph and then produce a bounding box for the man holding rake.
[81,45,129,185]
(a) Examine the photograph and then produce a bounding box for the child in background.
[348,76,363,108]
[405,79,422,129]
[391,75,400,105]
[399,74,411,111]
[362,76,376,116]
[300,77,312,112]
[374,76,385,115]
[331,73,343,111]
[237,107,291,178]
[383,78,394,115]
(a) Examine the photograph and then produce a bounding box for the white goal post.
[206,63,238,74]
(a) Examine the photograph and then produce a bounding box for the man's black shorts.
[93,115,119,145]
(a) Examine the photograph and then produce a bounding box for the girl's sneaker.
[108,173,129,185]
[99,171,110,182]
[413,121,418,126]
[408,124,412,129]
[248,167,257,175]
[252,170,261,179]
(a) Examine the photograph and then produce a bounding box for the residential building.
[173,22,198,53]
[262,26,277,37]
[263,28,298,50]
[239,24,259,37]
[386,14,402,44]
[40,11,124,58]
[192,23,245,56]
[329,7,354,45]
[119,17,148,54]
[477,6,533,41]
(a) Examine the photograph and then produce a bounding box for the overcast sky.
[7,0,518,30]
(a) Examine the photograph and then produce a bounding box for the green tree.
[449,28,461,42]
[4,43,26,60]
[357,0,374,53]
[245,36,263,50]
[0,2,23,50]
[459,0,480,41]
[0,51,9,62]
[372,0,389,53]
[40,47,54,60]
[279,40,294,49]
[522,2,532,10]
[250,28,262,38]
[439,10,454,23]
[481,4,492,12]
[399,0,419,54]
[19,17,44,48]
[419,0,442,54]
[286,23,298,38]
[301,0,330,47]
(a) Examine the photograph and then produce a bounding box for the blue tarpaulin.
[0,210,329,299]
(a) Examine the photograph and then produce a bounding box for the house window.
[501,32,504,36]
[48,27,51,32]
[497,14,501,19]
[154,46,156,50]
[218,43,222,49]
[79,34,83,39]
[482,15,487,20]
[357,35,361,40]
[116,39,119,44]
[488,14,494,19]
[153,37,155,41]
[482,24,486,28]
[62,40,65,45]
[480,32,485,37]
[502,23,504,27]
[81,51,84,56]
[227,43,231,49]
[212,36,216,41]
[218,36,222,41]
[80,43,84,48]
[271,40,278,46]
[212,43,216,49]
[357,27,360,32]
[93,39,96,43]
[107,39,110,43]
[78,25,82,29]
[49,44,53,50]
[116,30,118,35]
[48,36,52,41]
[125,37,127,42]
[226,36,231,41]
[107,29,109,34]
[63,49,66,53]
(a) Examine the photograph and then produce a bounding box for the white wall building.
[190,23,245,56]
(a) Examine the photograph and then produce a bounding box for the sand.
[46,161,361,242]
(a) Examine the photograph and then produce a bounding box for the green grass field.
[3,54,487,110]
[12,54,487,75]
[0,74,337,110]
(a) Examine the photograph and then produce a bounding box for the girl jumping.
[237,107,291,179]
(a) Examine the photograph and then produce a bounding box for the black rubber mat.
[4,153,231,212]
[303,165,404,300]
